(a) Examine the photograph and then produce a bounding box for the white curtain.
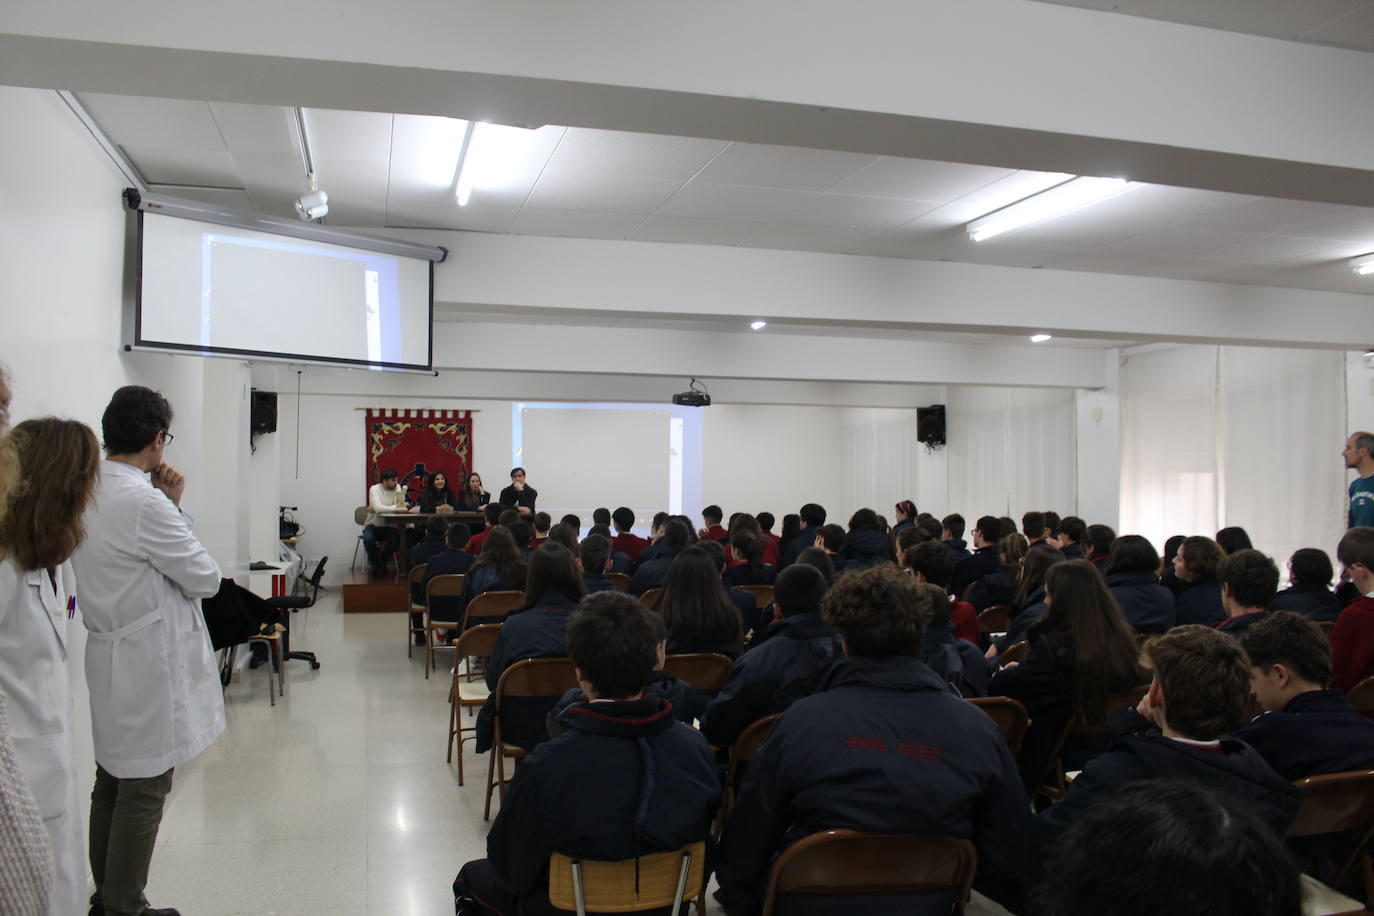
[837,407,921,521]
[1119,346,1219,553]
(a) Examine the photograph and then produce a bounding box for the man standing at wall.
[73,386,226,916]
[1345,432,1374,528]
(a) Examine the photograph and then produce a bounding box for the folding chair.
[760,829,977,916]
[548,841,707,916]
[485,657,581,821]
[423,574,464,679]
[662,653,735,692]
[350,506,368,570]
[997,640,1030,667]
[738,584,774,609]
[461,589,525,630]
[977,605,1009,636]
[640,587,664,609]
[1034,683,1151,802]
[447,624,503,786]
[967,696,1030,758]
[407,562,428,658]
[1347,676,1374,718]
[245,627,285,706]
[718,713,781,833]
[1287,769,1374,908]
[605,572,630,592]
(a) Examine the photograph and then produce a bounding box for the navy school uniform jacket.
[1175,577,1226,626]
[729,588,761,640]
[838,527,895,570]
[1037,707,1301,846]
[966,568,1016,613]
[700,612,845,747]
[951,546,1001,598]
[420,548,476,618]
[921,619,990,699]
[722,563,777,588]
[1272,585,1342,622]
[609,550,633,575]
[988,629,1081,790]
[714,656,1035,916]
[1215,610,1269,638]
[582,573,618,594]
[1106,569,1176,634]
[628,552,677,596]
[546,671,705,738]
[943,538,972,564]
[1059,543,1082,559]
[475,587,581,753]
[485,695,720,915]
[779,526,819,570]
[990,588,1048,654]
[1233,690,1374,782]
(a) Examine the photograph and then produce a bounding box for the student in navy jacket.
[700,565,842,747]
[1172,536,1227,626]
[1037,624,1300,846]
[1235,611,1374,781]
[950,515,1004,598]
[989,561,1146,792]
[628,520,690,596]
[457,526,526,626]
[658,547,744,659]
[419,523,475,622]
[985,544,1062,657]
[779,503,826,569]
[474,543,585,754]
[1102,535,1175,633]
[456,591,720,916]
[914,582,989,698]
[722,528,776,587]
[839,508,896,569]
[1271,547,1342,622]
[577,533,619,594]
[714,566,1035,916]
[1213,548,1278,638]
[940,513,972,564]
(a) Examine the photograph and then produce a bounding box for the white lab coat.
[72,461,225,779]
[0,557,84,916]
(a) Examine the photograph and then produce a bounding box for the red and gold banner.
[364,409,473,504]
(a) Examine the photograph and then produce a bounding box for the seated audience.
[409,516,450,569]
[895,525,930,559]
[418,522,472,628]
[1037,625,1300,844]
[1054,516,1086,558]
[1041,511,1062,545]
[914,582,989,698]
[698,539,761,636]
[793,546,834,583]
[559,514,581,538]
[456,471,491,510]
[1329,526,1374,691]
[839,508,896,569]
[731,513,779,567]
[1103,534,1175,633]
[460,526,528,626]
[1173,536,1227,625]
[892,499,917,534]
[700,564,842,747]
[903,541,980,644]
[1023,511,1047,548]
[699,504,729,543]
[1160,534,1186,593]
[990,560,1145,791]
[529,511,551,548]
[780,503,826,569]
[463,504,503,554]
[714,566,1034,915]
[610,506,648,563]
[659,547,744,658]
[628,519,689,596]
[1216,525,1254,555]
[723,528,775,587]
[966,531,1028,612]
[916,515,943,542]
[1271,547,1342,622]
[941,512,971,564]
[1214,548,1279,637]
[591,507,611,529]
[812,523,849,574]
[778,513,801,560]
[511,520,535,558]
[455,591,719,916]
[1235,611,1374,780]
[588,523,633,573]
[1034,780,1302,916]
[950,515,1003,597]
[544,522,577,554]
[1083,523,1115,572]
[418,470,457,513]
[986,543,1063,656]
[997,516,1018,539]
[577,534,617,594]
[474,543,586,754]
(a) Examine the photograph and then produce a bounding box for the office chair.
[263,555,326,670]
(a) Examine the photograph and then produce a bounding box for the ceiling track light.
[1352,253,1374,276]
[966,176,1137,242]
[292,108,328,222]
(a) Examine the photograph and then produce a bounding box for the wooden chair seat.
[967,696,1030,758]
[718,713,781,835]
[997,640,1030,667]
[605,572,630,592]
[640,587,664,609]
[1346,675,1374,718]
[978,605,1010,635]
[738,584,774,609]
[549,841,706,915]
[662,653,735,692]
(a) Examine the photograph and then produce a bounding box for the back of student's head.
[1179,536,1225,580]
[561,514,581,533]
[546,522,578,554]
[1104,534,1159,576]
[1043,511,1062,535]
[1242,611,1332,688]
[795,547,835,583]
[896,525,929,554]
[1038,560,1143,722]
[566,592,658,699]
[660,546,741,648]
[1146,625,1251,740]
[579,534,612,575]
[612,506,636,532]
[799,503,826,528]
[588,523,613,540]
[592,507,611,527]
[1058,516,1087,545]
[669,515,698,543]
[524,542,586,604]
[697,537,726,572]
[532,511,552,534]
[101,385,172,454]
[816,523,846,553]
[445,522,471,549]
[773,564,827,618]
[1216,526,1253,555]
[1022,511,1046,540]
[1035,779,1302,916]
[780,514,801,545]
[498,508,521,528]
[916,517,942,541]
[1163,534,1185,567]
[510,521,534,550]
[728,527,764,573]
[975,515,1001,544]
[702,504,723,525]
[424,516,449,539]
[1287,548,1333,588]
[847,508,880,532]
[997,516,1017,539]
[1086,523,1117,559]
[1218,548,1279,609]
[999,532,1029,571]
[650,510,669,532]
[942,513,965,540]
[822,565,930,657]
[473,526,524,582]
[1016,543,1065,605]
[905,541,954,590]
[661,519,691,553]
[1338,527,1374,573]
[483,503,502,526]
[756,511,775,533]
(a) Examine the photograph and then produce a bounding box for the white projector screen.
[135,210,433,370]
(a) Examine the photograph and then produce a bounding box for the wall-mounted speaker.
[917,404,946,448]
[251,390,278,435]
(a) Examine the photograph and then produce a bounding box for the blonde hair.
[0,418,101,570]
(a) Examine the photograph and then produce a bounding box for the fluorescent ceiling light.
[1029,334,1052,343]
[1352,253,1374,276]
[455,122,540,207]
[414,117,470,187]
[967,177,1137,242]
[750,320,767,331]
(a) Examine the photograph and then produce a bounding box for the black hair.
[780,513,801,546]
[1086,524,1117,559]
[498,509,521,528]
[483,504,502,525]
[523,542,585,605]
[380,468,398,481]
[561,514,581,531]
[565,592,659,699]
[592,507,611,526]
[546,523,578,553]
[1216,526,1253,555]
[424,517,449,538]
[510,467,525,478]
[1162,534,1185,566]
[579,534,612,576]
[756,511,775,532]
[975,515,1001,543]
[612,506,636,532]
[799,503,826,528]
[659,547,742,650]
[445,522,471,548]
[796,546,835,582]
[772,564,827,618]
[728,527,764,578]
[702,504,723,525]
[1104,534,1160,576]
[942,513,965,540]
[1242,611,1333,687]
[100,386,172,455]
[532,511,552,533]
[510,521,534,550]
[997,516,1017,539]
[1058,516,1086,544]
[816,524,846,553]
[905,541,954,590]
[587,523,613,539]
[651,511,669,530]
[1218,549,1279,609]
[847,508,881,531]
[661,519,691,553]
[1022,511,1046,540]
[1288,548,1333,588]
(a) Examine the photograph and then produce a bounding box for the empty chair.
[1286,769,1374,903]
[264,555,326,671]
[423,574,465,679]
[662,653,735,693]
[447,624,503,786]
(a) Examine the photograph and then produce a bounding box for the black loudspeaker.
[250,390,278,435]
[917,404,946,447]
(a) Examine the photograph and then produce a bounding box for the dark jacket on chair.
[1271,585,1342,622]
[1106,569,1176,634]
[475,588,580,753]
[988,629,1081,790]
[629,552,678,596]
[1232,689,1374,782]
[921,620,990,699]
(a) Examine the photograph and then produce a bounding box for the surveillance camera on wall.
[294,189,329,221]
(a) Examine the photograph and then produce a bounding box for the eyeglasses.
[161,430,175,445]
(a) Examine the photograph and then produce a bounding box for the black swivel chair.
[261,556,326,670]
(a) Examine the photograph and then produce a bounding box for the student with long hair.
[986,542,1065,656]
[455,471,491,510]
[659,546,744,658]
[418,470,456,514]
[459,526,527,625]
[1103,535,1176,633]
[967,531,1028,612]
[1173,536,1227,625]
[723,528,774,587]
[989,559,1146,790]
[0,417,101,914]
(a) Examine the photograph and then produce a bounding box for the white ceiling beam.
[4,0,1374,205]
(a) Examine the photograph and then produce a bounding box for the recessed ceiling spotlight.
[750,320,767,331]
[1030,334,1052,343]
[1352,253,1374,276]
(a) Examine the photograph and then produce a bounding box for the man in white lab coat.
[73,387,225,916]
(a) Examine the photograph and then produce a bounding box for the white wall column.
[1076,350,1122,530]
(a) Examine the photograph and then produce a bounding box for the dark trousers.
[89,763,174,916]
[363,524,399,570]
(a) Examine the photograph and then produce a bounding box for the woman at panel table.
[418,471,456,514]
[456,471,492,511]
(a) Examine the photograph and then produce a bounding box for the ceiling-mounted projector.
[672,378,711,407]
[295,189,329,221]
